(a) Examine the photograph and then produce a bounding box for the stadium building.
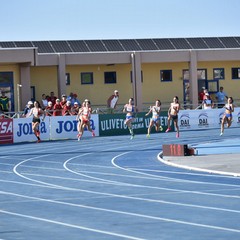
[0,37,240,112]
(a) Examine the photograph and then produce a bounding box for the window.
[232,68,240,79]
[130,71,143,82]
[66,73,70,85]
[81,72,93,84]
[104,71,117,84]
[160,70,172,82]
[213,68,225,80]
[197,69,207,80]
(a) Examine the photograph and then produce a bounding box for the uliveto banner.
[99,112,169,136]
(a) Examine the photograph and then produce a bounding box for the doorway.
[0,72,14,112]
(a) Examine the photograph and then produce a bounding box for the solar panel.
[15,41,34,48]
[50,41,72,53]
[84,40,107,52]
[67,40,90,52]
[118,39,142,51]
[0,42,16,48]
[102,40,125,51]
[136,39,158,50]
[202,38,224,48]
[234,37,240,46]
[32,41,55,53]
[218,37,240,48]
[186,38,208,49]
[169,38,192,49]
[152,39,175,50]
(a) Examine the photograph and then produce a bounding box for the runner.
[123,98,138,140]
[28,101,45,143]
[76,99,95,141]
[145,99,163,138]
[165,96,180,138]
[220,97,234,136]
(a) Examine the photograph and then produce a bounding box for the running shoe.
[146,134,150,138]
[37,139,41,143]
[159,126,163,131]
[77,133,82,141]
[92,131,95,137]
[220,132,223,136]
[165,128,171,133]
[176,132,179,138]
[130,134,135,140]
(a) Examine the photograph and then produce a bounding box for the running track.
[0,128,240,240]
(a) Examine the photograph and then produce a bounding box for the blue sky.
[1,0,240,41]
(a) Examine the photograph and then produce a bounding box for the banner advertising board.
[13,117,50,143]
[50,115,99,140]
[99,112,169,136]
[0,118,13,144]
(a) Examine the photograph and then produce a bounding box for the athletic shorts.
[32,117,40,123]
[170,114,178,120]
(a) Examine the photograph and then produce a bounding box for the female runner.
[77,99,95,140]
[220,97,234,136]
[145,99,163,138]
[123,98,138,139]
[28,101,45,143]
[165,96,180,138]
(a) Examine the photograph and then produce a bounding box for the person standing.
[41,94,48,110]
[23,101,33,117]
[145,100,163,138]
[123,98,138,140]
[216,86,228,108]
[28,101,45,143]
[220,97,234,136]
[165,96,180,138]
[47,91,57,105]
[53,99,62,116]
[45,101,53,116]
[107,90,119,114]
[0,91,10,113]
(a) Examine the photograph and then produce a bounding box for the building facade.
[0,37,240,112]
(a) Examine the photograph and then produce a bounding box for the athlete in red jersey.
[76,99,95,140]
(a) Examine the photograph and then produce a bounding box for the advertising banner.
[99,112,169,136]
[49,115,99,140]
[13,117,50,143]
[178,108,240,131]
[0,118,13,144]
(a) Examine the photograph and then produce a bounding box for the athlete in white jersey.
[123,98,138,139]
[220,97,234,136]
[145,100,163,138]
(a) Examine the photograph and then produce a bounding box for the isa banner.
[99,112,169,136]
[0,118,13,144]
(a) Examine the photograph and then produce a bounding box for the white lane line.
[0,191,240,233]
[128,167,240,179]
[158,152,240,177]
[12,150,240,200]
[0,209,145,240]
[1,176,240,214]
[111,152,240,194]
